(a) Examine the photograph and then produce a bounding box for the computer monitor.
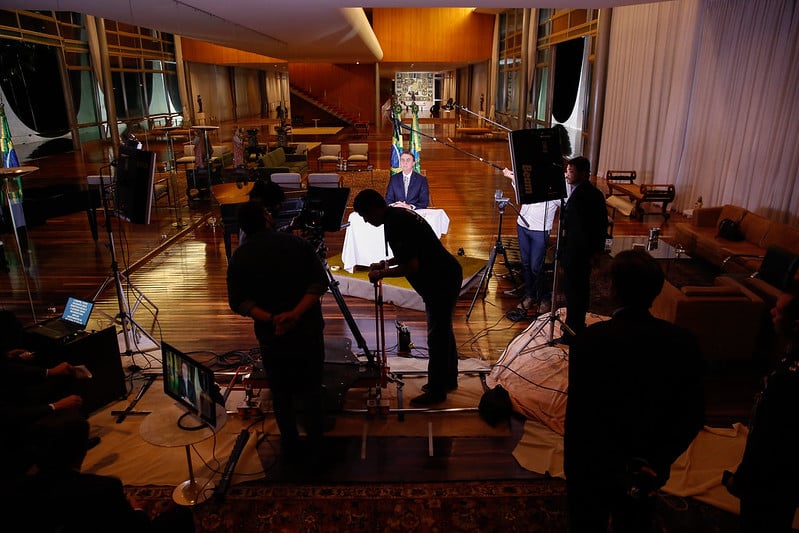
[161,341,218,429]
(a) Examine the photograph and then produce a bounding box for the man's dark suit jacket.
[385,171,430,209]
[559,180,607,265]
[178,377,196,405]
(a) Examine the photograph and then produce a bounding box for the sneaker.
[410,391,447,407]
[507,308,529,322]
[421,383,458,393]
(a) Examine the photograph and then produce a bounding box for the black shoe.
[86,436,101,450]
[410,391,446,407]
[421,383,458,393]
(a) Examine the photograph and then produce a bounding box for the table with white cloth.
[341,208,450,272]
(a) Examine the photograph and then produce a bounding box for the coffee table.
[608,235,689,261]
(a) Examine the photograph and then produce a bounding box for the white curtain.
[598,0,799,225]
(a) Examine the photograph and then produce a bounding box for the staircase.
[290,85,359,126]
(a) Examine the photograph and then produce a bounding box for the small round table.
[140,402,227,505]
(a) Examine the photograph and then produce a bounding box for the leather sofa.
[259,147,308,175]
[651,276,766,362]
[177,143,234,169]
[674,204,799,275]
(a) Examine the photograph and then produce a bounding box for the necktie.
[404,175,410,197]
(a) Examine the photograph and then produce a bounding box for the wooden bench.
[605,170,675,220]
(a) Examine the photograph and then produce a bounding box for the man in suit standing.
[558,156,608,343]
[385,152,430,210]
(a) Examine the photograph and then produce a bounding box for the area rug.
[328,253,487,311]
[128,477,741,532]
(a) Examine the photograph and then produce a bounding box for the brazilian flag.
[410,102,421,173]
[390,101,404,174]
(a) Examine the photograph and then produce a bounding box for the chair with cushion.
[153,176,171,207]
[651,276,766,363]
[346,143,370,169]
[317,144,341,171]
[729,245,799,309]
[307,173,342,188]
[270,172,303,190]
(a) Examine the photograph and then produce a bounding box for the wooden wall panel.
[288,63,376,124]
[373,8,494,63]
[181,38,284,66]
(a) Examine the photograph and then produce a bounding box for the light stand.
[466,195,525,321]
[93,167,160,356]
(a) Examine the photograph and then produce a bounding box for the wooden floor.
[1,119,761,482]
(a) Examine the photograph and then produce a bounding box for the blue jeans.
[517,224,550,301]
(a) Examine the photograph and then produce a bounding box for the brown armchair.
[651,276,766,363]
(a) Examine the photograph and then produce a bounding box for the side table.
[140,402,227,505]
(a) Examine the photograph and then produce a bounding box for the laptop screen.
[61,297,94,327]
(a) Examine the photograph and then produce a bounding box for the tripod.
[309,228,376,367]
[93,169,160,356]
[466,196,524,321]
[517,197,573,351]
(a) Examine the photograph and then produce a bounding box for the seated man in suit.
[385,152,430,210]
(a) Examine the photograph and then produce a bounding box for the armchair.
[317,144,341,171]
[307,173,342,188]
[346,143,370,169]
[651,276,766,362]
[726,245,799,309]
[270,172,303,190]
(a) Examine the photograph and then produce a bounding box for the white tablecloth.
[341,208,450,272]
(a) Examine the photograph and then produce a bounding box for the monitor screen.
[161,341,217,429]
[61,297,94,328]
[304,186,350,232]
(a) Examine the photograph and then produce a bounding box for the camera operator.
[226,201,328,471]
[353,189,462,407]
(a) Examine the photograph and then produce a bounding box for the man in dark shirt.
[227,201,328,462]
[558,156,608,343]
[353,189,462,406]
[564,250,705,532]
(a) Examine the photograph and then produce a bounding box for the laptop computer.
[30,297,94,341]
